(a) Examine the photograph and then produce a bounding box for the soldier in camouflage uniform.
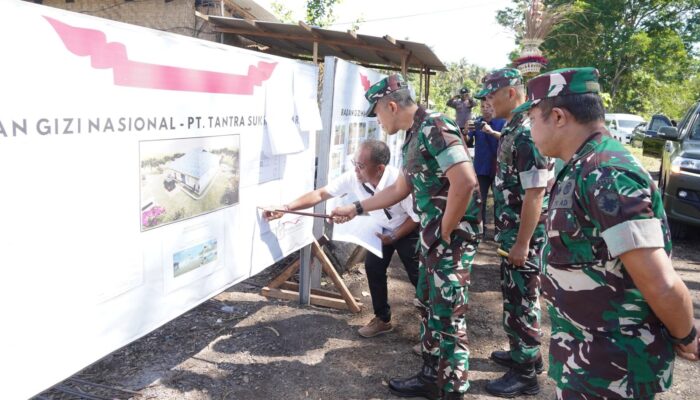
[520,67,699,399]
[475,68,553,397]
[332,74,482,400]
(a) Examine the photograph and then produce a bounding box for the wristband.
[662,325,697,346]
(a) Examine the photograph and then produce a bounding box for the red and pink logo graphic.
[45,16,276,95]
[359,73,371,92]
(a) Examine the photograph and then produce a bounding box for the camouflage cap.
[512,67,601,114]
[364,74,409,117]
[474,68,523,99]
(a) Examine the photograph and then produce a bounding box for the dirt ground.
[35,220,700,400]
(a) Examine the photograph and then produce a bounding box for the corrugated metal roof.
[168,149,221,179]
[205,16,446,72]
[224,0,278,22]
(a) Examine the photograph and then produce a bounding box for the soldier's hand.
[376,232,395,246]
[675,320,700,361]
[331,205,357,224]
[440,231,452,246]
[675,340,699,361]
[262,205,286,221]
[508,241,529,267]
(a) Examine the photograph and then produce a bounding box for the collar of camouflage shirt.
[560,131,605,179]
[499,112,522,137]
[404,105,429,145]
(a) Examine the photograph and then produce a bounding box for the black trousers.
[364,228,420,322]
[478,174,495,224]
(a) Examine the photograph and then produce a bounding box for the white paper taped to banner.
[294,67,324,133]
[321,58,408,255]
[0,2,317,398]
[264,62,304,155]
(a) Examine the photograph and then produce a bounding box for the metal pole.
[299,57,337,304]
[220,0,225,44]
[298,245,313,305]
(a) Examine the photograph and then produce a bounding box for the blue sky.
[254,0,517,70]
[174,239,217,264]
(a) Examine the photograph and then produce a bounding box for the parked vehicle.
[643,102,700,238]
[631,114,673,147]
[605,113,644,144]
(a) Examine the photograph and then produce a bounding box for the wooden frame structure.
[199,14,445,104]
[261,237,362,313]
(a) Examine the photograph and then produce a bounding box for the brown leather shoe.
[358,317,393,338]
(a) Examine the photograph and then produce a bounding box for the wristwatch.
[662,325,697,346]
[353,200,364,215]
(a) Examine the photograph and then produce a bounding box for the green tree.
[641,63,700,119]
[407,59,489,116]
[270,0,343,27]
[306,0,342,27]
[497,0,700,118]
[270,2,295,23]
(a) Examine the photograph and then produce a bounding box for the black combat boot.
[388,354,440,400]
[490,350,544,374]
[485,362,540,398]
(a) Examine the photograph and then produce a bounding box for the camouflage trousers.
[555,387,655,400]
[547,302,674,399]
[500,254,542,364]
[415,238,478,394]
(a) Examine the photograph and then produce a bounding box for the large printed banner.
[322,58,406,256]
[325,59,405,182]
[0,2,320,398]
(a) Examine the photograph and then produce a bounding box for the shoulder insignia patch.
[595,191,620,216]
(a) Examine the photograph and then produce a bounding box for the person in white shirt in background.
[264,139,420,338]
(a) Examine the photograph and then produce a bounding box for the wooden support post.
[311,240,361,313]
[278,282,361,302]
[418,67,424,104]
[425,68,431,105]
[260,287,356,311]
[401,54,408,78]
[313,41,319,65]
[266,259,300,289]
[261,238,362,313]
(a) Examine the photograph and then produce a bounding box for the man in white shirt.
[264,139,420,338]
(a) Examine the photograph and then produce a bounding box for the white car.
[605,113,645,144]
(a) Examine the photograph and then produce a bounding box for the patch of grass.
[142,171,238,230]
[625,144,661,173]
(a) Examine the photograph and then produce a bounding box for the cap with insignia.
[512,67,601,114]
[364,74,409,117]
[474,68,523,100]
